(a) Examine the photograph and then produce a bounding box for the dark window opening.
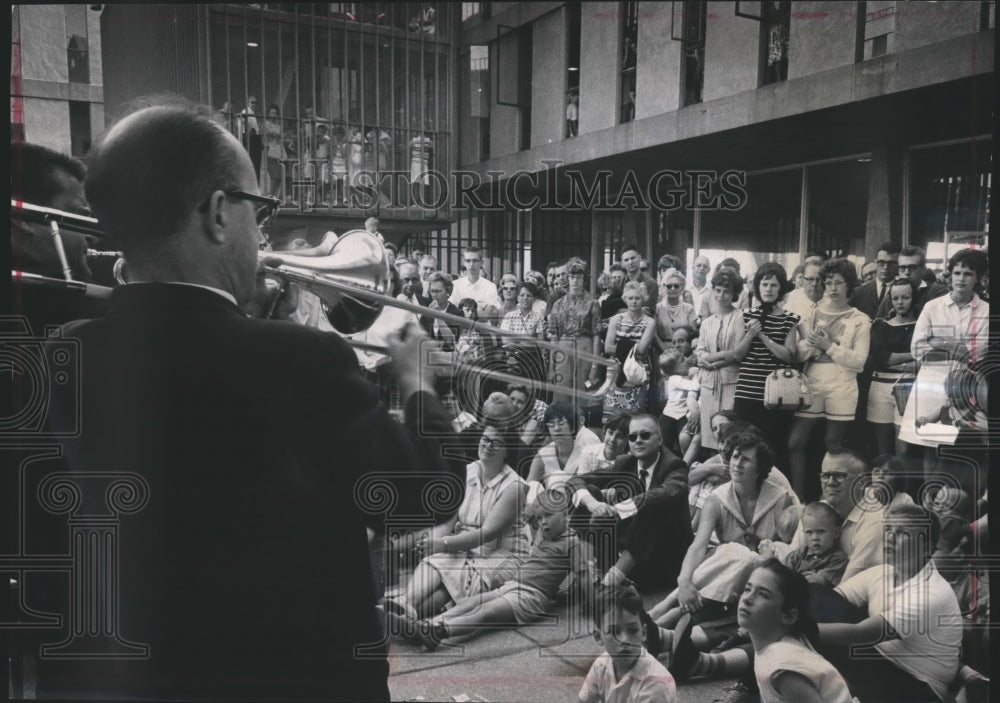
[681,1,706,106]
[871,34,887,58]
[619,0,638,123]
[760,1,790,86]
[69,101,92,157]
[517,24,532,150]
[67,34,90,84]
[566,1,580,137]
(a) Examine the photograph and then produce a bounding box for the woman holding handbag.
[732,262,799,473]
[696,268,747,453]
[867,277,920,456]
[602,281,656,414]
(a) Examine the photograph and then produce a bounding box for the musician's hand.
[388,321,440,401]
[246,265,299,319]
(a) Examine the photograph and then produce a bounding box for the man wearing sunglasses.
[39,104,457,701]
[566,414,692,589]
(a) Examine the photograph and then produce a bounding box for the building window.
[681,1,706,106]
[862,1,895,61]
[69,101,92,157]
[760,0,790,86]
[908,139,992,267]
[619,1,637,123]
[460,44,490,162]
[67,35,90,84]
[566,1,580,137]
[65,4,90,84]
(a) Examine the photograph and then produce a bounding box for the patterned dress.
[603,312,654,415]
[547,293,601,404]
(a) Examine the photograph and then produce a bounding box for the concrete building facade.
[11,4,105,158]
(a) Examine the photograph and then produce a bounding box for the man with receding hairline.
[40,103,454,701]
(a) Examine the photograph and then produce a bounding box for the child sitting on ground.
[658,349,700,456]
[760,502,848,588]
[408,488,599,650]
[579,583,677,703]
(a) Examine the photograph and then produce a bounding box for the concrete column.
[635,2,681,119]
[531,7,567,147]
[788,1,857,79]
[579,2,619,133]
[864,145,903,258]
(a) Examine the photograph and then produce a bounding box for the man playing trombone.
[37,103,458,701]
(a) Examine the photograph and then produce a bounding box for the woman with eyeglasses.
[525,401,600,492]
[603,281,657,415]
[732,262,799,475]
[648,433,795,656]
[546,260,603,402]
[384,423,530,628]
[787,259,870,500]
[866,277,921,456]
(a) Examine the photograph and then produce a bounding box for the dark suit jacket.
[849,279,883,320]
[38,283,458,701]
[567,447,688,513]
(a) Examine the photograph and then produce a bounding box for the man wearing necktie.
[396,262,430,308]
[566,414,692,589]
[849,241,899,320]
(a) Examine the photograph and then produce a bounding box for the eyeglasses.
[479,435,504,449]
[225,190,280,228]
[627,430,655,442]
[665,284,682,290]
[819,471,849,484]
[501,285,518,291]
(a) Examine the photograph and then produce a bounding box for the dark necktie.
[639,468,649,487]
[877,282,886,303]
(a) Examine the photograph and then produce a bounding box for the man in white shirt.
[783,261,824,323]
[819,503,961,703]
[450,245,500,309]
[688,255,712,318]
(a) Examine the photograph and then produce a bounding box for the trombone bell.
[261,229,389,334]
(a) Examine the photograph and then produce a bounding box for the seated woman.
[384,423,530,628]
[525,401,600,495]
[648,432,796,643]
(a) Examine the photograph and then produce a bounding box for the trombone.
[261,230,620,402]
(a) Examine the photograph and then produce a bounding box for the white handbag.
[622,346,647,387]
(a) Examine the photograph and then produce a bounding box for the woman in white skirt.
[899,249,989,480]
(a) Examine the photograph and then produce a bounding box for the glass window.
[807,159,870,258]
[460,44,489,163]
[566,2,581,138]
[620,1,638,123]
[69,101,91,157]
[681,1,706,106]
[700,169,802,275]
[760,0,790,86]
[909,140,991,269]
[67,35,89,84]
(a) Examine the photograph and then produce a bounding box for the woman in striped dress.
[695,269,747,451]
[733,263,799,473]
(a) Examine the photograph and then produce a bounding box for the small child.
[410,489,599,650]
[658,349,700,455]
[579,583,677,703]
[761,502,848,588]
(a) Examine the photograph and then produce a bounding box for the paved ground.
[387,589,741,703]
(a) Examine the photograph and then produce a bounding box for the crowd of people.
[8,97,991,703]
[359,239,989,703]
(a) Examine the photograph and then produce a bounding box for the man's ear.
[592,629,602,645]
[204,190,228,244]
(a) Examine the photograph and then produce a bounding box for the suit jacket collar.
[716,479,786,530]
[614,448,682,483]
[111,282,244,317]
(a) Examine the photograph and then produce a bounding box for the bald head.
[86,105,243,251]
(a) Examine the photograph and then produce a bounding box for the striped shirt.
[734,309,800,402]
